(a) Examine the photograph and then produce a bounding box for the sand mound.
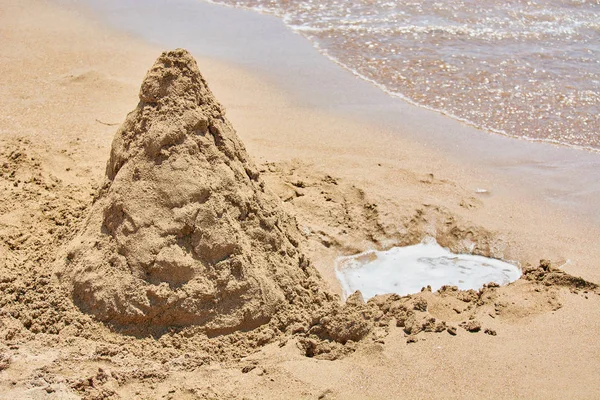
[522,259,599,293]
[58,49,327,333]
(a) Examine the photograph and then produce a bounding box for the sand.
[59,49,329,334]
[1,0,600,399]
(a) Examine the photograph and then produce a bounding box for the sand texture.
[1,1,600,399]
[59,49,330,334]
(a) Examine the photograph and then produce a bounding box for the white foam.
[335,240,520,300]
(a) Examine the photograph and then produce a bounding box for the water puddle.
[335,239,521,300]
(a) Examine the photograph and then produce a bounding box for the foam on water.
[335,240,521,300]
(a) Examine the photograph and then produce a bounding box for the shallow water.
[336,240,521,300]
[209,0,600,151]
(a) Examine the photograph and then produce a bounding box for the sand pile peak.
[59,49,326,334]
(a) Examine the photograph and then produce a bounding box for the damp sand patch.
[336,240,521,300]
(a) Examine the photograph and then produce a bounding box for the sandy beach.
[1,0,599,398]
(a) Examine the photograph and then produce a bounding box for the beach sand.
[1,0,599,398]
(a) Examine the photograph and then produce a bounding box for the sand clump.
[355,258,600,344]
[522,259,599,293]
[57,49,343,336]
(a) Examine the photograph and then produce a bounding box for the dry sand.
[1,0,600,399]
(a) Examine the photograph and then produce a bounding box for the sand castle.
[59,49,330,334]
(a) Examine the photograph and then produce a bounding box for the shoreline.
[1,0,600,398]
[205,0,600,156]
[73,0,600,226]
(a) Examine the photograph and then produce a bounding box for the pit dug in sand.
[336,239,521,300]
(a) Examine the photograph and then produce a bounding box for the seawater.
[207,0,600,151]
[335,241,521,300]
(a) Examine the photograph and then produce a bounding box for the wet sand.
[78,0,600,225]
[1,0,600,398]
